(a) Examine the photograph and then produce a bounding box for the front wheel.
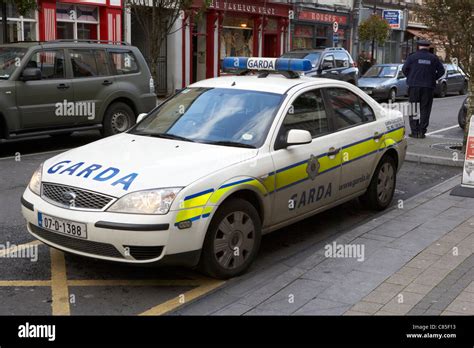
[360,155,397,211]
[199,199,261,279]
[102,102,135,137]
[388,88,397,103]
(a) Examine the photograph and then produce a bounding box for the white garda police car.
[22,57,407,279]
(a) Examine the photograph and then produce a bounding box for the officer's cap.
[417,39,431,47]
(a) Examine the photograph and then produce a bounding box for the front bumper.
[21,187,208,266]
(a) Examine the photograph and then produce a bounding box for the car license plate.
[38,212,87,239]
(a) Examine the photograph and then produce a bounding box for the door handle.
[373,132,384,141]
[102,80,113,86]
[57,83,69,90]
[327,147,340,157]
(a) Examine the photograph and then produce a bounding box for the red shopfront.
[38,0,122,42]
[183,0,291,86]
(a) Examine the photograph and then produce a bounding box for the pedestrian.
[402,39,445,139]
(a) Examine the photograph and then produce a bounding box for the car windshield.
[281,52,321,66]
[364,65,398,78]
[131,87,284,148]
[0,47,28,79]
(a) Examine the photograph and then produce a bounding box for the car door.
[68,48,116,125]
[16,49,74,128]
[396,66,408,96]
[323,87,385,200]
[448,65,463,93]
[270,88,342,225]
[319,54,340,80]
[334,51,350,81]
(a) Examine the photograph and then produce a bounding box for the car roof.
[189,74,338,94]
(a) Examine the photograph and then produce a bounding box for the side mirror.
[21,67,42,81]
[136,113,148,123]
[286,129,312,147]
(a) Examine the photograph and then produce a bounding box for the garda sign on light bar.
[462,115,474,188]
[222,57,312,72]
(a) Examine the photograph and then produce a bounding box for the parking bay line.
[50,248,71,315]
[0,280,51,286]
[139,278,225,316]
[68,279,204,287]
[426,125,459,136]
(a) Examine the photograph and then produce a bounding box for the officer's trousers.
[408,86,434,135]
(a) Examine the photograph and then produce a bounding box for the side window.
[326,88,374,129]
[109,51,139,75]
[321,54,335,69]
[94,50,110,76]
[279,89,329,143]
[397,69,405,78]
[70,49,99,78]
[334,52,349,68]
[25,50,65,79]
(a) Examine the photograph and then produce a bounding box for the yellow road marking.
[68,279,203,287]
[0,280,51,286]
[0,240,42,257]
[50,249,71,315]
[139,278,225,316]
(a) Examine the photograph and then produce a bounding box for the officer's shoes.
[408,133,419,138]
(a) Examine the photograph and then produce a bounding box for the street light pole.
[371,0,377,63]
[1,0,7,43]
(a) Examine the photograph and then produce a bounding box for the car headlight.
[28,163,43,196]
[107,188,182,215]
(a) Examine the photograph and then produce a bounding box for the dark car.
[358,64,408,102]
[435,63,468,98]
[0,40,157,142]
[280,47,358,85]
[458,97,468,129]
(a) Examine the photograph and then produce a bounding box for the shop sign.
[383,10,402,29]
[298,10,348,25]
[209,0,289,17]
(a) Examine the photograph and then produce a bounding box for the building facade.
[0,0,123,44]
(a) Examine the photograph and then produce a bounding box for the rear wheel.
[388,88,397,103]
[360,155,397,211]
[199,199,261,279]
[102,102,135,137]
[439,83,447,98]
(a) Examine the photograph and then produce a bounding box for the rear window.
[109,50,139,75]
[70,49,106,78]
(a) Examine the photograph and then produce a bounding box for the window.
[322,54,335,69]
[326,88,374,129]
[279,89,329,141]
[25,50,65,79]
[70,49,99,78]
[0,3,37,42]
[334,52,349,68]
[56,4,99,40]
[109,51,139,75]
[94,50,110,76]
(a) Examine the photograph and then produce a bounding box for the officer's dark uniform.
[402,41,445,138]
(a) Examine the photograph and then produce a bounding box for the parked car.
[280,47,358,85]
[358,64,408,103]
[0,41,156,141]
[434,63,468,98]
[458,97,468,129]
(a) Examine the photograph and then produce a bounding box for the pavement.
[173,174,474,315]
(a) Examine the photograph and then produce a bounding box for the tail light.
[149,78,155,94]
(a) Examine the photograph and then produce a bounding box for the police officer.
[402,40,445,138]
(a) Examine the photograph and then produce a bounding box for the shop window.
[109,51,139,75]
[56,4,99,41]
[0,2,37,42]
[220,17,253,58]
[26,50,65,79]
[293,25,313,49]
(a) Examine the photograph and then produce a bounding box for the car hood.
[358,77,394,88]
[41,133,259,197]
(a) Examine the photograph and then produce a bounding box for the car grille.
[29,223,124,259]
[42,183,115,210]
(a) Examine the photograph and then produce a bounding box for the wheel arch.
[104,97,138,120]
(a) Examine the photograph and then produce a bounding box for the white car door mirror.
[286,129,312,147]
[136,113,148,123]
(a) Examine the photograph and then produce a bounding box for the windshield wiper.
[202,140,256,148]
[134,132,195,142]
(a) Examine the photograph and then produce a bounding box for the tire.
[439,83,447,98]
[199,198,262,279]
[102,102,135,137]
[460,82,468,95]
[388,88,397,103]
[360,155,397,211]
[458,108,467,130]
